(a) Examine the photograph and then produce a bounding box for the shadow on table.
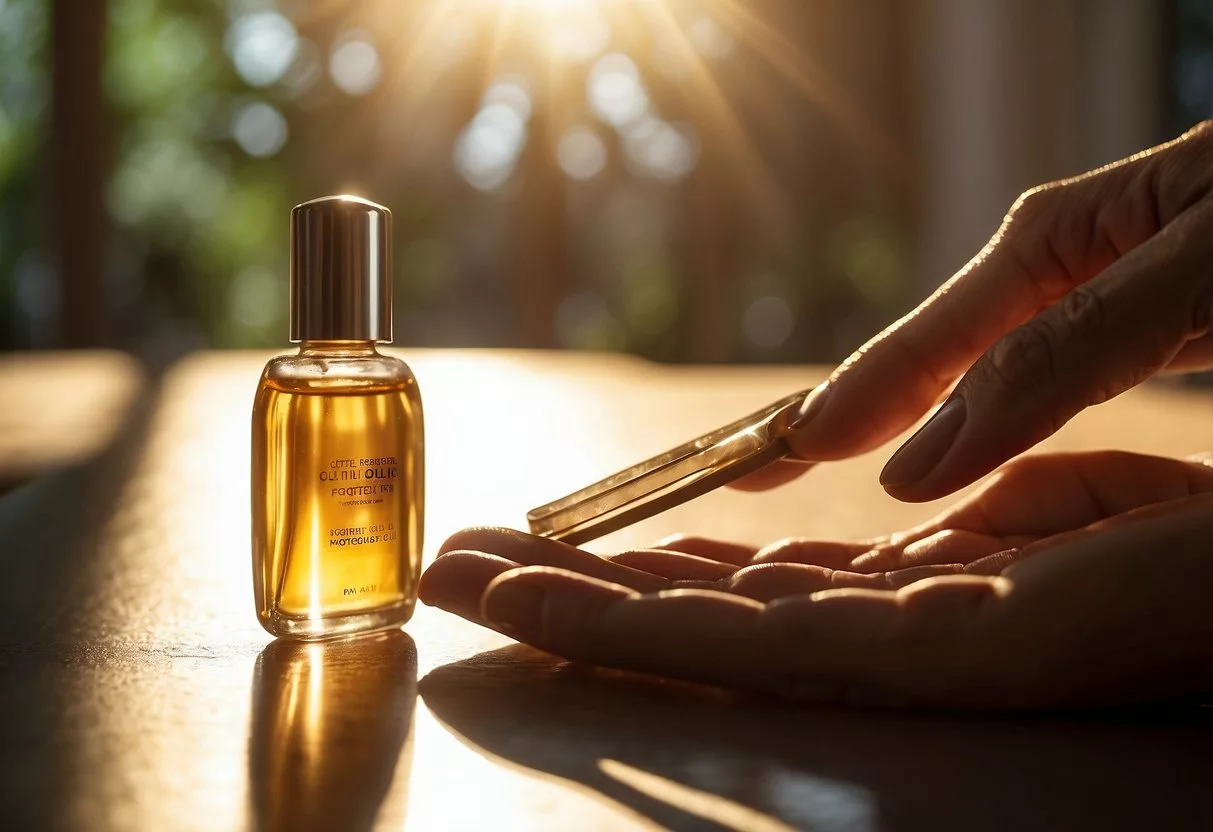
[249,630,418,832]
[421,645,1213,832]
[0,358,166,828]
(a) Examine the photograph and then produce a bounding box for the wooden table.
[2,349,1212,832]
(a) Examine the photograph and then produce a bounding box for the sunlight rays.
[316,0,901,246]
[631,0,798,246]
[712,0,912,181]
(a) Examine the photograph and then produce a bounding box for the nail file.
[527,389,812,546]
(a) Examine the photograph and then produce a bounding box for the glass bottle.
[252,195,424,640]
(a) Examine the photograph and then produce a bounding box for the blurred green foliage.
[2,0,923,361]
[0,0,49,347]
[106,0,290,347]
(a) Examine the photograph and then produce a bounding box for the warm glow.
[317,0,903,224]
[598,759,802,832]
[500,0,596,9]
[598,758,878,831]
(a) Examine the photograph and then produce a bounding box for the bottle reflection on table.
[250,629,418,832]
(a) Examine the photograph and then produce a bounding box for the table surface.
[2,349,1213,832]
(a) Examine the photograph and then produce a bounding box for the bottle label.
[317,456,401,547]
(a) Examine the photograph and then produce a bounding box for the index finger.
[786,126,1206,464]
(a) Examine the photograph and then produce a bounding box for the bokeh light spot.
[622,117,698,181]
[743,295,795,350]
[483,76,533,120]
[454,104,528,190]
[329,32,381,96]
[588,53,649,127]
[231,100,288,158]
[689,15,734,59]
[225,11,298,88]
[556,125,607,180]
[550,7,611,61]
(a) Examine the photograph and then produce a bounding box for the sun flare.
[317,0,904,242]
[495,0,602,13]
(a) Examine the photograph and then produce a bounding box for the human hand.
[421,451,1213,708]
[750,122,1213,501]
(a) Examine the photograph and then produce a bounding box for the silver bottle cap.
[289,194,392,343]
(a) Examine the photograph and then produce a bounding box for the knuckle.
[983,458,1056,504]
[999,184,1077,301]
[1057,286,1108,336]
[1184,119,1213,142]
[994,454,1050,487]
[986,320,1058,392]
[1007,184,1058,227]
[1153,124,1213,215]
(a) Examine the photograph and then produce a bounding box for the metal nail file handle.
[527,389,811,546]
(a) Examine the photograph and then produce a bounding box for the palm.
[420,451,1213,708]
[425,451,1212,603]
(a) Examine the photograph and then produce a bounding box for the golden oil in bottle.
[251,196,423,640]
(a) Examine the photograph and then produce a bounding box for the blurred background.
[0,0,1203,364]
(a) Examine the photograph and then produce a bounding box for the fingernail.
[483,581,547,640]
[880,397,966,488]
[789,382,831,430]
